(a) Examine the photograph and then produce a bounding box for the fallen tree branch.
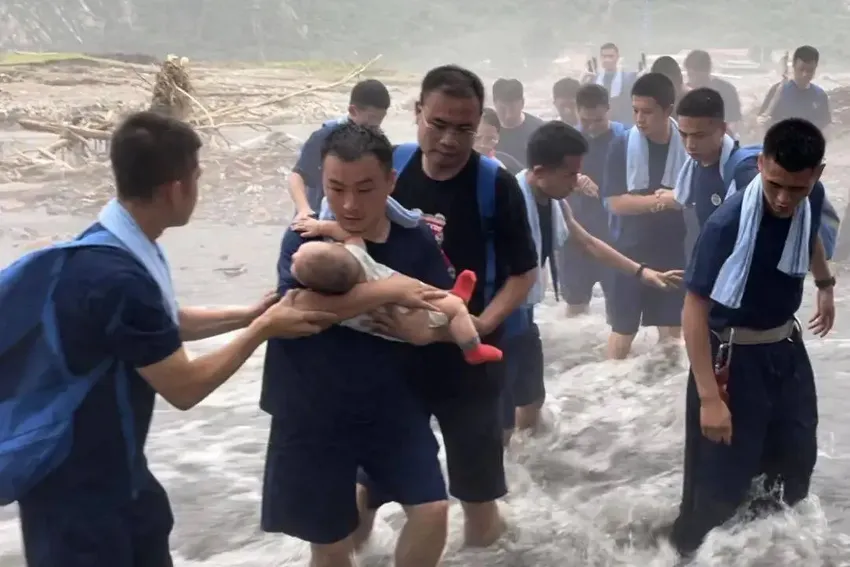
[209,55,383,121]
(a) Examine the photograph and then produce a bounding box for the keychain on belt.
[713,328,736,404]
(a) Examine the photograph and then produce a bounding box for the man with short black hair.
[9,111,334,567]
[683,50,743,133]
[288,79,392,219]
[675,88,840,255]
[556,84,623,316]
[671,117,835,557]
[552,77,581,125]
[357,64,539,549]
[758,45,831,133]
[492,77,545,172]
[505,121,682,439]
[262,123,455,567]
[602,73,689,359]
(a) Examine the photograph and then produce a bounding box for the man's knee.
[405,500,449,530]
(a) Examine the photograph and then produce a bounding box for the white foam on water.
[1,266,849,564]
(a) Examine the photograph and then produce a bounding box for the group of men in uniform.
[0,40,838,567]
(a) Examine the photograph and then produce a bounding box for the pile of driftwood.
[3,54,382,180]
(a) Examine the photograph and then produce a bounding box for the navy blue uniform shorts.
[500,322,546,430]
[19,468,174,567]
[558,243,611,306]
[671,331,818,555]
[607,258,685,335]
[262,411,446,545]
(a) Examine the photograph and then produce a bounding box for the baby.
[290,218,502,365]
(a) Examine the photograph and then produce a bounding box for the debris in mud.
[150,55,193,120]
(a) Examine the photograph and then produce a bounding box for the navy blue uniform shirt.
[569,127,616,239]
[602,133,687,266]
[760,82,831,131]
[686,184,825,330]
[261,224,453,424]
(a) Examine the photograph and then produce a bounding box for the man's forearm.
[606,194,659,215]
[811,235,832,280]
[287,171,312,213]
[179,306,253,342]
[580,234,641,275]
[477,268,537,333]
[289,280,398,322]
[682,292,721,402]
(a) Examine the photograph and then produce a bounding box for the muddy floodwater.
[2,78,850,565]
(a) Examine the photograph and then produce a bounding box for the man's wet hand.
[809,287,835,337]
[369,307,433,345]
[640,269,684,289]
[258,290,336,338]
[291,217,322,237]
[576,174,599,198]
[248,291,280,320]
[700,397,732,445]
[386,276,448,311]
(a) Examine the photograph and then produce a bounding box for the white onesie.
[341,243,448,340]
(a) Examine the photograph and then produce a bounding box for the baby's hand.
[292,217,323,237]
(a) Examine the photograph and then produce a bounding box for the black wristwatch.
[635,264,646,279]
[815,276,836,290]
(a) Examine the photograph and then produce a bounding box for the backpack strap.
[722,144,760,193]
[393,143,419,175]
[476,156,500,303]
[475,156,532,339]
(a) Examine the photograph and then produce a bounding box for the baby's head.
[291,241,363,294]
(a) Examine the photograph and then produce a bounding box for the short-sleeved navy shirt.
[709,77,743,123]
[292,123,339,211]
[261,224,453,424]
[760,82,831,131]
[685,184,825,330]
[36,223,181,502]
[602,133,687,266]
[569,126,617,239]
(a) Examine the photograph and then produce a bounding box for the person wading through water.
[355,64,539,550]
[287,79,391,220]
[3,111,335,567]
[504,120,683,443]
[670,118,835,557]
[601,73,689,360]
[261,123,458,567]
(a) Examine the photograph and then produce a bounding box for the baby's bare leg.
[430,295,481,349]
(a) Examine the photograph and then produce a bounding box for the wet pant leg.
[500,323,545,430]
[671,334,818,555]
[20,469,174,567]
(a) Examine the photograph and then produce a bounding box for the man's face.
[792,59,818,88]
[600,48,619,72]
[677,116,725,163]
[322,154,394,234]
[553,96,577,125]
[532,155,584,199]
[633,96,671,138]
[474,122,499,156]
[163,162,201,227]
[349,105,387,128]
[577,105,609,138]
[494,98,524,128]
[686,68,711,88]
[758,154,823,218]
[416,91,478,172]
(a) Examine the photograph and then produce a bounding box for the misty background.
[3,0,850,70]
